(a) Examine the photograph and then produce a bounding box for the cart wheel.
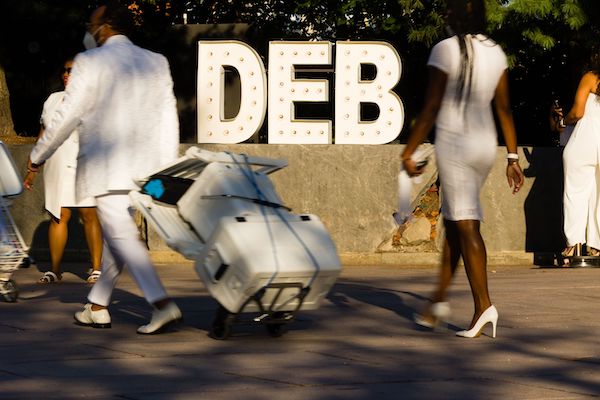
[266,323,288,337]
[2,280,18,303]
[209,305,233,340]
[265,311,289,337]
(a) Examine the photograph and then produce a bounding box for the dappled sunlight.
[1,264,599,398]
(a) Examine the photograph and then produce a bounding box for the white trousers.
[563,127,600,249]
[87,193,167,307]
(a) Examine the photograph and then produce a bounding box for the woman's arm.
[23,126,44,190]
[563,72,598,126]
[494,70,524,194]
[401,66,447,175]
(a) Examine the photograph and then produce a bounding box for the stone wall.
[5,144,565,266]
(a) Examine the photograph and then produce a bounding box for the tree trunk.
[0,64,33,144]
[0,64,16,138]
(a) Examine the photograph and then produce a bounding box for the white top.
[41,92,95,219]
[30,35,179,202]
[428,34,508,136]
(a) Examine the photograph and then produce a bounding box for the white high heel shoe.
[414,302,451,330]
[456,305,498,338]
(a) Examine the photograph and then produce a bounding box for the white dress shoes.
[137,301,182,334]
[74,303,111,329]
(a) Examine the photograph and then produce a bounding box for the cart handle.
[200,194,292,211]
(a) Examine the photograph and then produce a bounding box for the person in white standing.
[24,57,104,284]
[555,51,600,261]
[401,0,524,338]
[27,1,182,334]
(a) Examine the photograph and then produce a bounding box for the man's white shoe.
[137,302,182,334]
[74,303,111,328]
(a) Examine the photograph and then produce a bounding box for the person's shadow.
[523,147,566,266]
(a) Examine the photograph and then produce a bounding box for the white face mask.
[83,25,103,50]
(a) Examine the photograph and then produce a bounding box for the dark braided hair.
[445,0,487,104]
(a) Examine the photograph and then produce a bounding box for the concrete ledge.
[149,250,194,265]
[7,144,564,267]
[339,251,533,266]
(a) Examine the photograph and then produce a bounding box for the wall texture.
[6,144,564,266]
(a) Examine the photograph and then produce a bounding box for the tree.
[485,0,597,144]
[0,0,599,144]
[0,0,95,138]
[0,66,16,138]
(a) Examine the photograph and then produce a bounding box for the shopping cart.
[0,141,28,302]
[130,147,341,339]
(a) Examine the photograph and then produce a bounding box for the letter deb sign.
[198,40,404,145]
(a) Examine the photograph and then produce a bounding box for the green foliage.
[522,28,556,50]
[1,0,599,143]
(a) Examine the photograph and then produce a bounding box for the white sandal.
[38,271,61,284]
[87,270,101,284]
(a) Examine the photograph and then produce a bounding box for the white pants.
[87,193,167,307]
[563,127,600,249]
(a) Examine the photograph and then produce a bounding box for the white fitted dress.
[428,34,508,221]
[562,92,600,248]
[41,92,95,219]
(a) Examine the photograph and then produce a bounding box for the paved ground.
[1,261,600,399]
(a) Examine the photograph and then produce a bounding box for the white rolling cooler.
[0,141,29,302]
[130,147,341,339]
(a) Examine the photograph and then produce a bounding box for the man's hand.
[23,171,37,190]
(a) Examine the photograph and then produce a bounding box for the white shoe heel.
[414,302,451,330]
[456,305,498,338]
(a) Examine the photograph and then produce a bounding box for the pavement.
[1,261,600,399]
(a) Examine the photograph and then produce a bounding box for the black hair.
[585,48,600,94]
[100,0,133,36]
[445,0,486,35]
[445,0,488,103]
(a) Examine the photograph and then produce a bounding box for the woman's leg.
[78,207,103,271]
[455,219,492,328]
[48,207,72,276]
[417,219,461,323]
[430,219,462,304]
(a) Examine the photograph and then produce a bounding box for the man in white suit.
[28,1,182,334]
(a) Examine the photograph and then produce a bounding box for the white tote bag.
[394,145,435,225]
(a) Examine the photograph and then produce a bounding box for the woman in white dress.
[556,52,600,261]
[401,0,524,338]
[24,58,103,284]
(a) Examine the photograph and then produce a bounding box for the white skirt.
[435,128,497,221]
[43,133,95,220]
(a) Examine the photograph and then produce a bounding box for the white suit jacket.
[30,35,179,201]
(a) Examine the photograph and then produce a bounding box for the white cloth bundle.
[395,146,435,225]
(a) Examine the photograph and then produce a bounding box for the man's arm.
[29,54,94,168]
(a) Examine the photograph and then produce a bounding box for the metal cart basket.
[0,141,28,302]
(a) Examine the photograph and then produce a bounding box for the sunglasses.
[63,67,72,74]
